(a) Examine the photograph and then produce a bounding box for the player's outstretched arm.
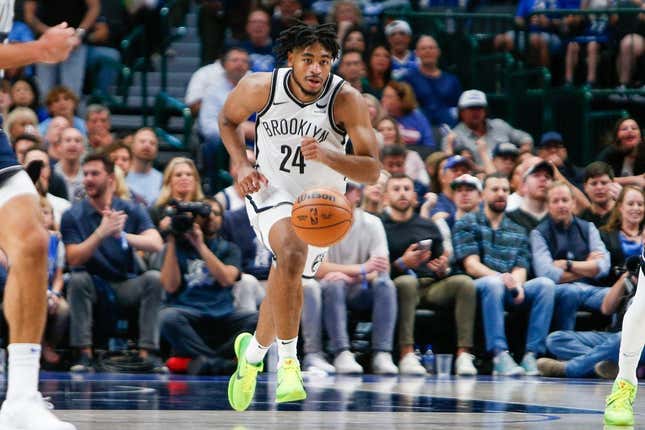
[218,72,271,194]
[0,22,77,69]
[320,85,380,184]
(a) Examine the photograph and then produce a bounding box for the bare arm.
[23,0,49,34]
[219,73,271,172]
[600,273,629,315]
[321,86,380,184]
[511,267,527,286]
[160,237,181,294]
[79,0,101,31]
[197,242,239,287]
[218,73,271,194]
[463,254,499,278]
[0,23,77,68]
[65,231,104,266]
[125,228,163,253]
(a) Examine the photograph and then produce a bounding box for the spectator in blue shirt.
[531,181,611,330]
[159,198,257,375]
[453,173,556,376]
[401,35,462,127]
[61,152,165,373]
[381,81,435,152]
[240,9,275,72]
[385,20,416,80]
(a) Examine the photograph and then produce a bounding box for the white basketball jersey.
[254,68,347,198]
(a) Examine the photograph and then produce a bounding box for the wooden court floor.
[11,371,643,429]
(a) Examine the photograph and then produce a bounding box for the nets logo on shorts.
[311,252,325,274]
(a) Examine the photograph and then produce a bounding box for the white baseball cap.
[385,20,412,37]
[458,90,488,109]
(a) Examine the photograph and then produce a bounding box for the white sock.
[277,336,298,366]
[617,268,645,386]
[244,334,270,365]
[6,343,41,400]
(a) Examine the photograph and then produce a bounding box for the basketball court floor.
[12,371,642,429]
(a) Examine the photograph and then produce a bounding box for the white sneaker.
[333,350,364,374]
[455,352,478,376]
[0,393,76,430]
[372,352,398,375]
[398,353,427,376]
[303,352,335,374]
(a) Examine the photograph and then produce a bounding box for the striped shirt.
[452,209,530,274]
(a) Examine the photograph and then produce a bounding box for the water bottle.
[422,345,436,374]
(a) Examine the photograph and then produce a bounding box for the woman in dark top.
[361,44,391,99]
[598,117,645,188]
[600,185,644,287]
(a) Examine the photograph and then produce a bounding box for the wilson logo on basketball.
[297,192,335,203]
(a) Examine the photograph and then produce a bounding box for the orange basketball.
[291,187,354,247]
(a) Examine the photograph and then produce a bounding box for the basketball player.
[0,4,78,429]
[219,22,380,411]
[605,249,645,426]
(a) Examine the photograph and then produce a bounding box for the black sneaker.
[143,354,169,374]
[70,352,94,373]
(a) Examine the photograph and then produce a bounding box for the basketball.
[291,187,354,247]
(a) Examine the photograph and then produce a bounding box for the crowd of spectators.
[0,0,643,377]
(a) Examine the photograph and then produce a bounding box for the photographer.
[159,198,257,375]
[61,153,165,373]
[382,174,478,376]
[150,157,204,233]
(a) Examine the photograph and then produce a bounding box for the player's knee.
[277,244,307,269]
[12,224,49,261]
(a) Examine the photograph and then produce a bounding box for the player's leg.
[605,265,645,426]
[0,177,75,429]
[265,218,308,403]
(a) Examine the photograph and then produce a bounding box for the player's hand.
[37,23,78,63]
[301,136,329,164]
[364,256,389,274]
[237,164,268,195]
[401,243,430,269]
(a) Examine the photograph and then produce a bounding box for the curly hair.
[274,22,340,64]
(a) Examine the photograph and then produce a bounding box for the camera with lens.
[165,200,212,235]
[617,255,641,296]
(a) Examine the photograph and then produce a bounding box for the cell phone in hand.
[417,239,433,251]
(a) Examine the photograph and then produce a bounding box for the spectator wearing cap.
[443,90,533,164]
[385,20,416,80]
[430,155,472,229]
[400,35,462,128]
[381,145,428,208]
[383,173,478,376]
[482,142,520,176]
[530,181,611,331]
[429,174,483,263]
[453,173,557,376]
[535,131,590,213]
[381,81,435,153]
[580,162,619,228]
[507,158,554,232]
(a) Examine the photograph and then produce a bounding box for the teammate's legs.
[0,187,74,429]
[605,264,645,426]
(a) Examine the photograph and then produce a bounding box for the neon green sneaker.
[604,378,637,426]
[228,333,263,411]
[276,358,307,403]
